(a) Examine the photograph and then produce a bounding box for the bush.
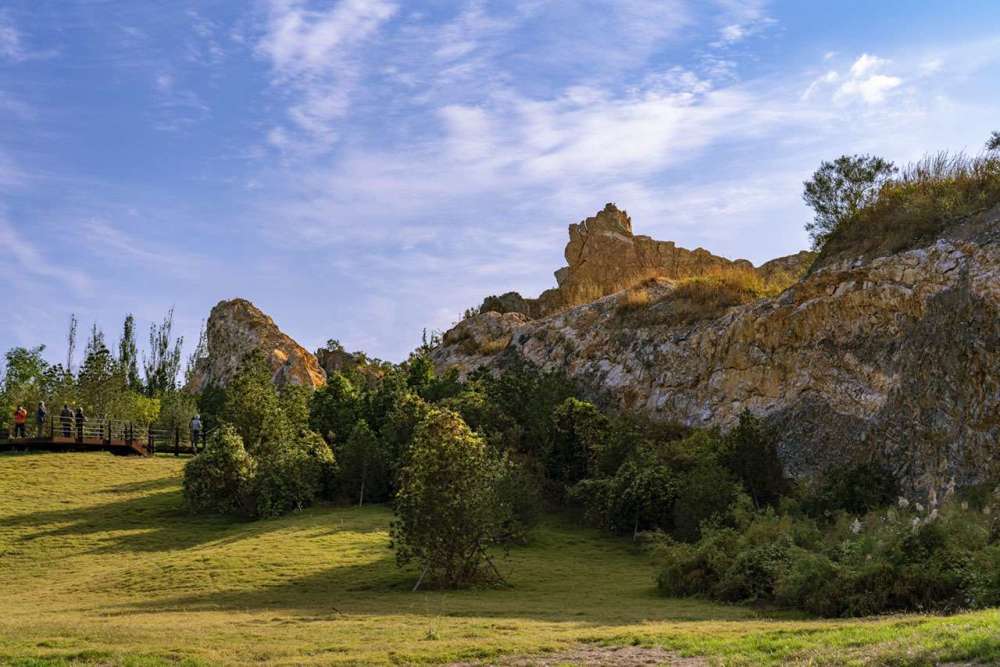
[252,431,337,518]
[671,460,742,541]
[800,460,898,519]
[390,408,512,589]
[183,427,256,516]
[657,495,1000,617]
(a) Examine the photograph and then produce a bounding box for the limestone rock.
[437,205,1000,493]
[187,299,326,392]
[479,203,813,318]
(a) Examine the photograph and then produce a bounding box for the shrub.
[252,431,337,518]
[390,408,512,589]
[671,460,741,541]
[183,427,256,516]
[657,495,1000,617]
[800,459,898,519]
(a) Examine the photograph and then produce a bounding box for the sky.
[2,1,999,366]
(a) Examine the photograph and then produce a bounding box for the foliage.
[719,411,789,509]
[800,459,899,519]
[337,419,390,505]
[815,151,1000,268]
[987,131,1000,152]
[656,492,1000,617]
[182,426,256,516]
[308,371,360,444]
[802,154,897,249]
[218,353,290,451]
[143,308,185,396]
[546,397,610,485]
[390,408,512,588]
[252,431,337,518]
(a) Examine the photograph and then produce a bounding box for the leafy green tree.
[546,398,610,485]
[803,154,897,248]
[143,308,184,396]
[252,430,337,517]
[390,408,512,589]
[379,391,433,489]
[309,371,360,444]
[1,346,50,431]
[721,411,788,509]
[183,426,256,516]
[220,353,289,451]
[338,420,390,505]
[117,314,143,391]
[672,460,742,542]
[279,384,313,433]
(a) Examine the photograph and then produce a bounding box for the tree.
[987,131,1000,152]
[183,426,256,516]
[143,308,184,396]
[721,411,788,509]
[118,314,142,390]
[338,420,389,505]
[390,408,511,589]
[803,154,897,249]
[546,398,610,485]
[66,314,78,374]
[309,371,360,444]
[220,353,289,451]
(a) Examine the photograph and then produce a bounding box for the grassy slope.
[0,454,998,666]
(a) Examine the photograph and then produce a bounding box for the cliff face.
[479,203,814,318]
[187,299,326,392]
[435,206,1000,492]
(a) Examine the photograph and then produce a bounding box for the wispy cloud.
[257,0,398,151]
[0,214,91,293]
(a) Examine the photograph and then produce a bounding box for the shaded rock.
[187,299,326,392]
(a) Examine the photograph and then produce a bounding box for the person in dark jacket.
[36,402,47,438]
[74,406,86,441]
[60,405,73,438]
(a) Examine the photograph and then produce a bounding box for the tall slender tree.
[118,314,142,390]
[143,308,184,396]
[66,314,78,375]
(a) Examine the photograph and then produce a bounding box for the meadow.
[1,452,998,666]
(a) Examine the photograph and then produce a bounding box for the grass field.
[1,453,999,666]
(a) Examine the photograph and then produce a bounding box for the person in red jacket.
[13,406,28,438]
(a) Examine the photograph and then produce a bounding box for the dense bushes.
[655,491,1000,617]
[183,425,337,519]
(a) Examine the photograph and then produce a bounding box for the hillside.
[434,203,1000,492]
[1,452,999,666]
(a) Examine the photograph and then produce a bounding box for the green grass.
[1,453,999,665]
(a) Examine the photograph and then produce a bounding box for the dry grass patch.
[816,151,1000,270]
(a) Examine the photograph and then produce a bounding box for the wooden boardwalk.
[0,434,151,456]
[1,418,203,457]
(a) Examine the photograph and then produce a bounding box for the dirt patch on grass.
[451,645,708,666]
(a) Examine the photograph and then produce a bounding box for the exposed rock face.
[479,203,814,318]
[187,299,326,392]
[435,206,1000,492]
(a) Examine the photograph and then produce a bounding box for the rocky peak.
[186,298,326,393]
[479,203,813,318]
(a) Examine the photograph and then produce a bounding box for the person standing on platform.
[36,402,47,438]
[60,404,73,438]
[74,406,86,442]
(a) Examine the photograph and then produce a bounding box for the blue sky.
[2,1,999,365]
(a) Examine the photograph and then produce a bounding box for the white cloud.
[804,53,903,106]
[257,0,398,150]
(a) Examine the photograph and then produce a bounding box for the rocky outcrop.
[187,299,326,392]
[479,204,814,318]
[435,206,1000,492]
